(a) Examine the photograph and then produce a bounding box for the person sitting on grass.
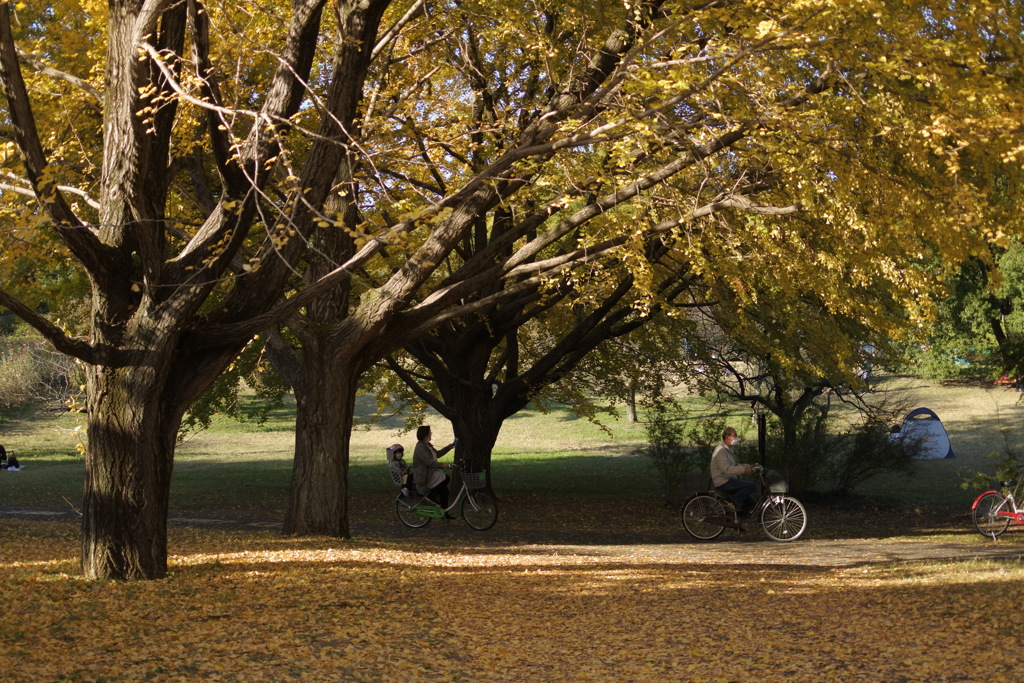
[710,427,756,517]
[0,445,18,471]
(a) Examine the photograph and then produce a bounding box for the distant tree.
[915,242,1024,381]
[381,261,685,477]
[684,280,892,446]
[683,292,923,492]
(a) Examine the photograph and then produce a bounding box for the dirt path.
[523,535,1024,566]
[5,503,1023,567]
[351,515,1024,567]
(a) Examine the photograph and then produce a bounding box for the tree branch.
[0,288,93,362]
[14,45,102,103]
[0,4,110,271]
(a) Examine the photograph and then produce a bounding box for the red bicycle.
[972,479,1024,539]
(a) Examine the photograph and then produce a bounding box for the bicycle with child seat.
[681,465,807,542]
[972,476,1024,539]
[395,460,498,530]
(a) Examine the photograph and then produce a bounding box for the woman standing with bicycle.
[413,425,457,509]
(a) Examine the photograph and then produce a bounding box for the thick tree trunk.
[440,376,527,502]
[80,365,180,580]
[76,305,246,580]
[283,348,358,537]
[448,395,502,474]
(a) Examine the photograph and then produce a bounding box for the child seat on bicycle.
[386,444,415,497]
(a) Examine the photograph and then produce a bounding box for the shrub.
[638,400,723,505]
[761,412,830,494]
[958,408,1022,492]
[762,418,919,496]
[0,345,41,408]
[0,328,79,411]
[822,422,918,495]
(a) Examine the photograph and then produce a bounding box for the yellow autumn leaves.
[3,518,1024,682]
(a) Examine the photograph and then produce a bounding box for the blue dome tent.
[900,407,955,459]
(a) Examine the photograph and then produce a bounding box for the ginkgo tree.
[0,0,1021,582]
[0,4,97,328]
[288,0,1024,528]
[0,0,401,579]
[380,260,675,479]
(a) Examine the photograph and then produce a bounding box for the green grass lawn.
[2,378,1023,517]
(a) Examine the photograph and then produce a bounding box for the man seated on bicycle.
[711,427,757,517]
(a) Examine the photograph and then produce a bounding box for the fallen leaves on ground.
[2,519,1024,682]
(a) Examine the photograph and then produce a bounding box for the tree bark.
[283,345,358,537]
[80,364,179,579]
[445,379,506,467]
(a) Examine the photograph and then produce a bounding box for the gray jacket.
[710,440,747,487]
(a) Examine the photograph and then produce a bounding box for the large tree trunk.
[80,365,180,580]
[283,347,358,537]
[448,401,503,498]
[77,315,245,580]
[446,384,506,474]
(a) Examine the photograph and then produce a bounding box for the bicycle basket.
[462,469,487,489]
[765,469,788,493]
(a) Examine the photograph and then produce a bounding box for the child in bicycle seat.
[386,443,414,495]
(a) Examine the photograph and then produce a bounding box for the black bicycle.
[681,466,807,542]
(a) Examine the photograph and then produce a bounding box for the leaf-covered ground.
[3,516,1024,682]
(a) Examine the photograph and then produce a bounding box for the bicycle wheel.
[461,491,498,530]
[681,494,727,540]
[396,494,430,528]
[760,496,807,542]
[973,492,1010,538]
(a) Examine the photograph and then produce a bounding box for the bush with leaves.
[958,414,1023,493]
[958,452,1024,512]
[0,344,40,409]
[822,422,919,496]
[759,409,830,494]
[638,401,723,505]
[754,384,924,495]
[762,415,919,496]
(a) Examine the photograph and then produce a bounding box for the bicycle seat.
[1000,480,1018,488]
